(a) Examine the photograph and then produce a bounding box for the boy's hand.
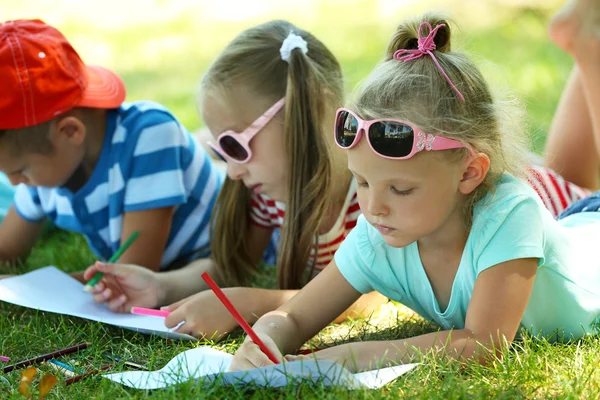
[83,262,161,313]
[163,289,244,340]
[229,333,284,371]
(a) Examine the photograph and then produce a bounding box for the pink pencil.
[0,356,9,363]
[130,307,171,318]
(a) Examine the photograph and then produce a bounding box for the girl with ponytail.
[84,20,387,337]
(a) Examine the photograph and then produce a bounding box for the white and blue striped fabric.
[13,101,224,270]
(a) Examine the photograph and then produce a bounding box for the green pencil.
[83,231,140,292]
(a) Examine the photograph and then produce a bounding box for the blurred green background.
[2,0,569,153]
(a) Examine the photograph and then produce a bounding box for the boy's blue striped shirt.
[14,101,224,269]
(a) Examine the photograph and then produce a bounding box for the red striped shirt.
[249,180,360,275]
[526,165,589,218]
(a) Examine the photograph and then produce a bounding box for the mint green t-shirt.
[335,174,600,340]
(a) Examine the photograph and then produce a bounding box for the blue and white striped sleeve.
[123,117,190,212]
[13,184,45,222]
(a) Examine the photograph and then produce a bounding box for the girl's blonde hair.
[350,13,528,218]
[201,20,344,289]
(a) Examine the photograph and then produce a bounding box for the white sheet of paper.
[103,347,418,390]
[0,266,195,340]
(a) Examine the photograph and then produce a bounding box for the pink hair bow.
[393,22,465,102]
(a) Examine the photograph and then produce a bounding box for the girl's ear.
[458,152,490,195]
[51,116,86,146]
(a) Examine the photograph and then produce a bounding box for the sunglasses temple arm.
[241,114,274,141]
[431,136,467,151]
[242,98,286,141]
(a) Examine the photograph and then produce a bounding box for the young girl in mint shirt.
[231,11,600,371]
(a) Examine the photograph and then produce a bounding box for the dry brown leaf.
[18,367,37,397]
[39,374,58,399]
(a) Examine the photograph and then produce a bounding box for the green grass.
[2,237,600,399]
[3,1,600,399]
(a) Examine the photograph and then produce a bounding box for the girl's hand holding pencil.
[162,289,242,339]
[82,262,162,313]
[82,231,162,312]
[229,333,284,371]
[83,231,141,292]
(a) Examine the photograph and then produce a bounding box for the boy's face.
[0,121,86,188]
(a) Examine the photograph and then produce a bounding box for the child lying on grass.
[231,7,600,371]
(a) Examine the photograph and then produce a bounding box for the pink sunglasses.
[208,97,286,164]
[334,108,468,159]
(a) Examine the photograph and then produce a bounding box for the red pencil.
[201,272,280,364]
[2,342,88,373]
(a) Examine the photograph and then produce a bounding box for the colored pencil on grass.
[64,364,113,386]
[2,342,88,374]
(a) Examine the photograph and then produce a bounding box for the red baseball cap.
[0,19,126,130]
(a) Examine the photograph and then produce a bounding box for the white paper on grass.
[103,347,419,390]
[0,266,195,340]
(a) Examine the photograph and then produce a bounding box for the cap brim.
[77,65,126,109]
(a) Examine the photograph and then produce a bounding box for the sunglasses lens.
[219,136,249,162]
[335,110,359,148]
[368,122,414,158]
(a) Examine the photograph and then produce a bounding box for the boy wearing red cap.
[0,20,224,278]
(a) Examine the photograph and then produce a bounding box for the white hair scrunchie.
[279,31,308,63]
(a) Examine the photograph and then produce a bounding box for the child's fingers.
[92,293,106,304]
[82,263,100,280]
[231,343,277,371]
[91,281,106,293]
[161,298,185,312]
[258,335,285,364]
[229,356,259,372]
[90,279,117,297]
[172,320,194,336]
[107,294,128,312]
[244,342,280,369]
[164,308,186,329]
[250,354,277,369]
[115,300,134,314]
[95,262,130,279]
[92,287,112,303]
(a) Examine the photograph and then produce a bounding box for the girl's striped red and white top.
[249,166,589,275]
[250,179,360,275]
[526,165,590,217]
